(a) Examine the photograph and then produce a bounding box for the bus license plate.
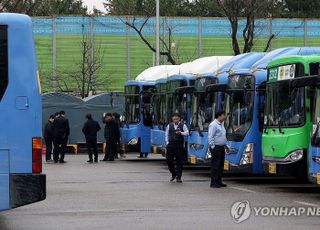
[317,173,320,185]
[190,156,196,164]
[269,163,277,174]
[224,160,230,171]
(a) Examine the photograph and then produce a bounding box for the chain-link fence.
[32,16,320,92]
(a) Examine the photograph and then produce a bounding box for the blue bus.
[222,47,320,174]
[0,13,45,211]
[150,78,168,155]
[188,52,265,165]
[121,80,155,157]
[160,74,196,158]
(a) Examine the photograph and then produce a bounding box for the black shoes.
[210,183,227,188]
[59,160,67,163]
[94,159,98,163]
[170,176,176,182]
[176,178,182,183]
[87,159,93,163]
[100,159,108,162]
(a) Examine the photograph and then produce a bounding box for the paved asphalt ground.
[1,154,320,230]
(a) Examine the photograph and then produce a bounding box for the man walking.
[208,110,228,188]
[113,112,126,159]
[165,113,189,183]
[102,113,120,161]
[82,113,101,163]
[53,111,70,163]
[44,114,55,162]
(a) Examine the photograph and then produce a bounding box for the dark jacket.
[44,122,54,140]
[104,119,120,140]
[82,119,101,142]
[53,115,70,139]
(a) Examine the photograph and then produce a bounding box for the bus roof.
[267,55,320,68]
[167,74,195,82]
[252,47,320,69]
[135,65,180,81]
[125,80,155,87]
[0,13,32,27]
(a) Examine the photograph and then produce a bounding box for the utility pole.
[155,0,160,66]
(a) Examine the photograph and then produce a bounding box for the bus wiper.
[278,117,285,134]
[312,121,320,144]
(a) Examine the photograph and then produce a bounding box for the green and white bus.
[262,55,320,180]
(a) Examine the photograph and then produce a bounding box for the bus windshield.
[224,75,255,140]
[167,80,187,123]
[311,88,320,146]
[266,82,305,127]
[265,63,305,128]
[191,77,218,131]
[124,85,140,124]
[153,84,167,127]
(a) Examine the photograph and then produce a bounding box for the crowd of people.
[44,110,229,188]
[44,111,125,164]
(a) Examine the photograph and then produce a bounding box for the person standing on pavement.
[208,110,228,188]
[53,111,70,163]
[44,114,55,162]
[82,113,101,163]
[113,112,126,159]
[101,113,120,161]
[165,113,189,183]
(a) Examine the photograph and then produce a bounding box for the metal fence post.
[198,17,202,57]
[269,18,273,51]
[52,16,57,92]
[126,17,131,80]
[89,16,94,91]
[304,19,308,46]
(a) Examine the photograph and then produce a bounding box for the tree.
[56,22,108,98]
[0,0,88,16]
[124,16,181,64]
[105,0,222,17]
[216,0,276,55]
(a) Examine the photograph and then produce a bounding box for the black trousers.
[87,140,98,161]
[104,138,117,160]
[45,138,53,161]
[53,137,67,162]
[166,142,184,179]
[210,145,226,185]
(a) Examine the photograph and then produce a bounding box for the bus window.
[310,63,320,76]
[0,25,8,102]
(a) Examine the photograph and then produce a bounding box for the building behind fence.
[33,16,320,92]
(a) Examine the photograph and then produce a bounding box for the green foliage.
[0,0,87,16]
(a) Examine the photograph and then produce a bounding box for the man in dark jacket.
[82,113,101,163]
[113,112,125,159]
[53,111,70,163]
[44,114,55,162]
[102,113,120,161]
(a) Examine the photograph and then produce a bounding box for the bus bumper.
[10,174,46,209]
[224,162,254,174]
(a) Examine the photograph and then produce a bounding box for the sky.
[82,0,107,13]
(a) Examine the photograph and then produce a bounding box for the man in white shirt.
[208,110,228,188]
[165,113,189,183]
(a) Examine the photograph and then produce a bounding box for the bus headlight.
[128,137,138,145]
[312,156,320,163]
[205,148,212,159]
[240,143,254,165]
[285,149,304,162]
[189,143,204,151]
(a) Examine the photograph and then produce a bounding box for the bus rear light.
[32,138,42,173]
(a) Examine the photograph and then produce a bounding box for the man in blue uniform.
[208,110,228,188]
[165,113,189,183]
